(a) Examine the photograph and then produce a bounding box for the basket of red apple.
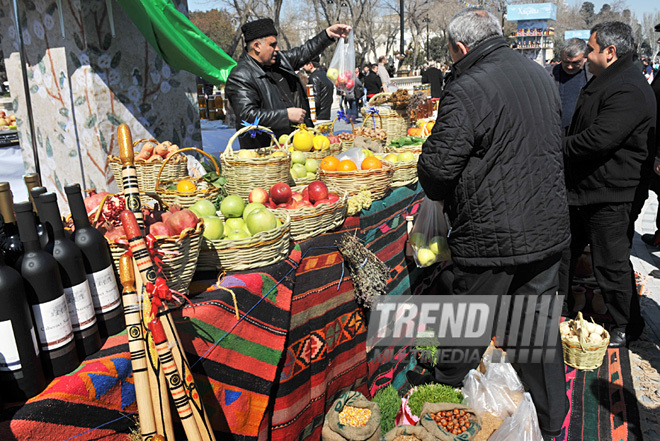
[194,194,291,272]
[69,191,204,296]
[249,181,348,241]
[318,150,394,201]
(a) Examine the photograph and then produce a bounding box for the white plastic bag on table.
[488,393,543,441]
[326,30,356,93]
[409,197,450,267]
[336,147,366,169]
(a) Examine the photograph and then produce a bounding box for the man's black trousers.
[430,253,567,436]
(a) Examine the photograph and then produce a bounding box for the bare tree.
[642,12,660,59]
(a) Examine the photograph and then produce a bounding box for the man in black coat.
[416,8,569,439]
[562,21,656,347]
[225,19,350,148]
[421,61,443,98]
[303,58,334,120]
[363,64,382,98]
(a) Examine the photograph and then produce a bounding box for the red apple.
[307,180,329,204]
[346,79,355,90]
[299,201,313,208]
[327,192,339,203]
[249,187,269,204]
[270,182,292,205]
[314,199,331,207]
[301,187,310,201]
[291,192,303,203]
[277,202,293,209]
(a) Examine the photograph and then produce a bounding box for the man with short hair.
[562,21,655,347]
[416,7,569,439]
[551,38,590,131]
[225,18,350,148]
[302,58,334,120]
[421,61,443,98]
[364,63,382,98]
[377,56,392,92]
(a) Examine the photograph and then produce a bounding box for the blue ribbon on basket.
[336,110,351,124]
[241,117,273,138]
[366,107,379,127]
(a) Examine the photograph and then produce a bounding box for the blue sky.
[188,0,659,18]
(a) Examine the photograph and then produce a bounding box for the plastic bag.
[337,146,366,169]
[327,30,356,94]
[488,393,543,441]
[409,197,450,267]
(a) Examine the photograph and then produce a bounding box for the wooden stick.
[119,253,157,441]
[150,318,203,441]
[122,211,215,441]
[135,259,175,441]
[118,124,145,233]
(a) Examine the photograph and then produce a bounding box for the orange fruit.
[320,156,340,171]
[337,160,357,171]
[176,179,197,193]
[361,157,382,170]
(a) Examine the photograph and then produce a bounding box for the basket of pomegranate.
[74,190,204,296]
[318,148,394,201]
[283,125,341,161]
[248,180,347,241]
[221,124,291,201]
[154,147,223,209]
[109,139,187,194]
[195,193,291,272]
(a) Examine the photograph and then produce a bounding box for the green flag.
[116,0,236,84]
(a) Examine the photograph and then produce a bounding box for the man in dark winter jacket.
[416,8,570,439]
[225,19,350,148]
[562,21,656,348]
[303,58,334,120]
[551,38,590,132]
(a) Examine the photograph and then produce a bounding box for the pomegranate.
[104,227,125,243]
[84,190,111,215]
[149,222,173,237]
[307,181,328,204]
[165,209,198,235]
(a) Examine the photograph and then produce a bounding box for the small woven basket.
[109,138,188,193]
[221,125,291,200]
[561,312,610,371]
[391,154,419,187]
[197,210,291,271]
[319,161,394,200]
[273,186,348,241]
[363,93,410,142]
[285,125,341,160]
[331,115,356,151]
[357,111,387,149]
[155,147,222,209]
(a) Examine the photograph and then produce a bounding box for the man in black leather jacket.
[225,18,350,148]
[302,59,334,120]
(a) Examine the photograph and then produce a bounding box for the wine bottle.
[39,192,102,358]
[15,201,79,378]
[29,186,49,249]
[0,182,23,267]
[65,184,124,337]
[23,173,41,212]
[0,251,46,401]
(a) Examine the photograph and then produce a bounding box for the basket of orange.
[319,153,394,201]
[109,139,187,194]
[154,147,223,209]
[221,124,291,200]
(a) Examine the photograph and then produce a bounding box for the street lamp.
[399,0,404,60]
[423,17,430,60]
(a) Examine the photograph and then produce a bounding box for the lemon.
[313,135,330,151]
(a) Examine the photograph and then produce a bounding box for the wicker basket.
[285,125,341,160]
[386,143,424,155]
[221,125,291,200]
[363,93,410,142]
[273,186,348,241]
[561,312,610,370]
[331,115,356,151]
[197,210,291,271]
[319,161,394,200]
[109,138,188,193]
[155,147,222,209]
[391,154,419,187]
[293,171,320,186]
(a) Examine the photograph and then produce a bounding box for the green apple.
[246,208,278,235]
[278,134,290,146]
[202,215,224,240]
[190,199,217,218]
[384,153,399,163]
[397,152,416,162]
[306,172,316,178]
[361,149,373,158]
[409,232,427,248]
[416,247,437,267]
[291,163,307,179]
[220,195,245,218]
[327,68,339,82]
[429,236,451,260]
[305,158,319,173]
[243,202,266,221]
[225,217,246,234]
[291,150,306,165]
[276,218,282,228]
[227,229,250,240]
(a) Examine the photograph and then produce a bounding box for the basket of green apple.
[192,195,291,272]
[385,151,419,187]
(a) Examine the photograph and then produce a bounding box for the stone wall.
[0,0,201,201]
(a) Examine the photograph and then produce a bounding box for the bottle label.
[87,265,121,314]
[63,280,97,332]
[30,326,39,355]
[0,320,21,372]
[31,295,74,351]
